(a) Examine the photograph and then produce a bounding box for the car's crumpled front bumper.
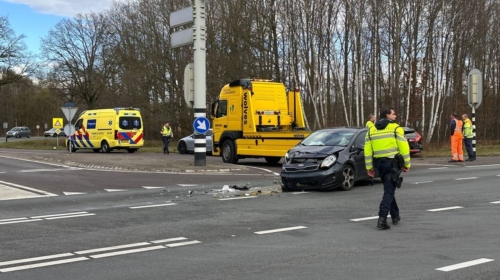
[280,162,343,190]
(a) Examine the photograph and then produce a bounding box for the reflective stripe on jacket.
[161,126,172,136]
[364,123,411,170]
[463,118,473,138]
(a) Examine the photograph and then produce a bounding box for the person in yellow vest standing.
[161,122,173,154]
[462,114,474,161]
[365,108,411,230]
[365,113,376,129]
[449,113,464,162]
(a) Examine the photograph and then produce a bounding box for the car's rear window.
[119,117,142,129]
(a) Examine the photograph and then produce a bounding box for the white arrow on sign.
[196,120,207,131]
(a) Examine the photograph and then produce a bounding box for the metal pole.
[193,0,207,166]
[472,106,476,160]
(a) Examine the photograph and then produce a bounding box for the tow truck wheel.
[222,140,238,164]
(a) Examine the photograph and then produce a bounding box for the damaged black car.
[280,127,372,192]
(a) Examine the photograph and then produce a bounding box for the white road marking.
[350,215,391,222]
[0,180,57,198]
[0,217,28,222]
[165,240,202,247]
[412,181,433,184]
[429,167,449,170]
[89,245,165,259]
[177,184,198,187]
[0,253,74,267]
[455,177,477,180]
[218,197,257,201]
[31,212,90,219]
[490,201,500,204]
[75,242,151,255]
[0,155,76,169]
[427,206,463,212]
[0,219,43,225]
[129,203,177,209]
[18,169,68,173]
[142,186,166,189]
[63,192,86,195]
[292,192,310,194]
[436,258,494,272]
[104,189,127,192]
[244,165,279,175]
[150,237,188,244]
[45,213,95,220]
[254,226,307,235]
[466,164,500,168]
[0,172,5,174]
[0,257,88,273]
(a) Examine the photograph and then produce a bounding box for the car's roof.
[315,127,367,132]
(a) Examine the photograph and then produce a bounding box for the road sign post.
[61,106,78,154]
[170,0,207,166]
[468,69,483,160]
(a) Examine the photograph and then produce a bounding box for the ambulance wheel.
[177,141,187,154]
[221,140,238,164]
[93,149,100,153]
[265,157,281,164]
[101,141,111,153]
[127,148,137,153]
[67,141,76,152]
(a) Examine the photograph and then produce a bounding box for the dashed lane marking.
[292,192,310,194]
[254,226,307,235]
[129,203,177,209]
[104,189,127,192]
[0,237,200,273]
[63,192,86,196]
[177,184,199,187]
[427,206,464,212]
[218,197,257,201]
[18,168,76,173]
[142,186,166,189]
[455,177,477,180]
[350,215,391,222]
[429,167,449,170]
[490,201,500,204]
[436,258,494,272]
[412,181,433,184]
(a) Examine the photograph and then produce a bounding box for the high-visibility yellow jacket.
[364,120,411,170]
[463,118,473,138]
[365,121,375,129]
[161,126,172,136]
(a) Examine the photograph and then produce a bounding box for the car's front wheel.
[177,141,188,154]
[340,164,355,191]
[27,134,30,138]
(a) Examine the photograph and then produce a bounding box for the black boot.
[377,217,390,230]
[392,216,401,225]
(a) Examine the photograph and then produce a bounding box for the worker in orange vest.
[449,113,464,162]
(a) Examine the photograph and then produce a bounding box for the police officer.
[161,122,173,154]
[462,114,474,161]
[365,113,376,129]
[364,108,411,230]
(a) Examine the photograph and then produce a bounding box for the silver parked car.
[44,128,66,137]
[6,126,31,138]
[177,129,213,154]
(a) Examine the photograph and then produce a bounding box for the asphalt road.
[0,154,499,279]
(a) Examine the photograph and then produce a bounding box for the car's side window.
[353,131,367,149]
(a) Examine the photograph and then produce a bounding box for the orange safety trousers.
[451,134,464,161]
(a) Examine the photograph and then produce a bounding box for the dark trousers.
[162,136,171,153]
[464,137,474,158]
[375,158,399,218]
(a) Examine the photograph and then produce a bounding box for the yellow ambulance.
[67,108,144,153]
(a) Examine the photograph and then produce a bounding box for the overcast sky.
[1,0,127,54]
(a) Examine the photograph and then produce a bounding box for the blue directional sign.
[193,117,210,134]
